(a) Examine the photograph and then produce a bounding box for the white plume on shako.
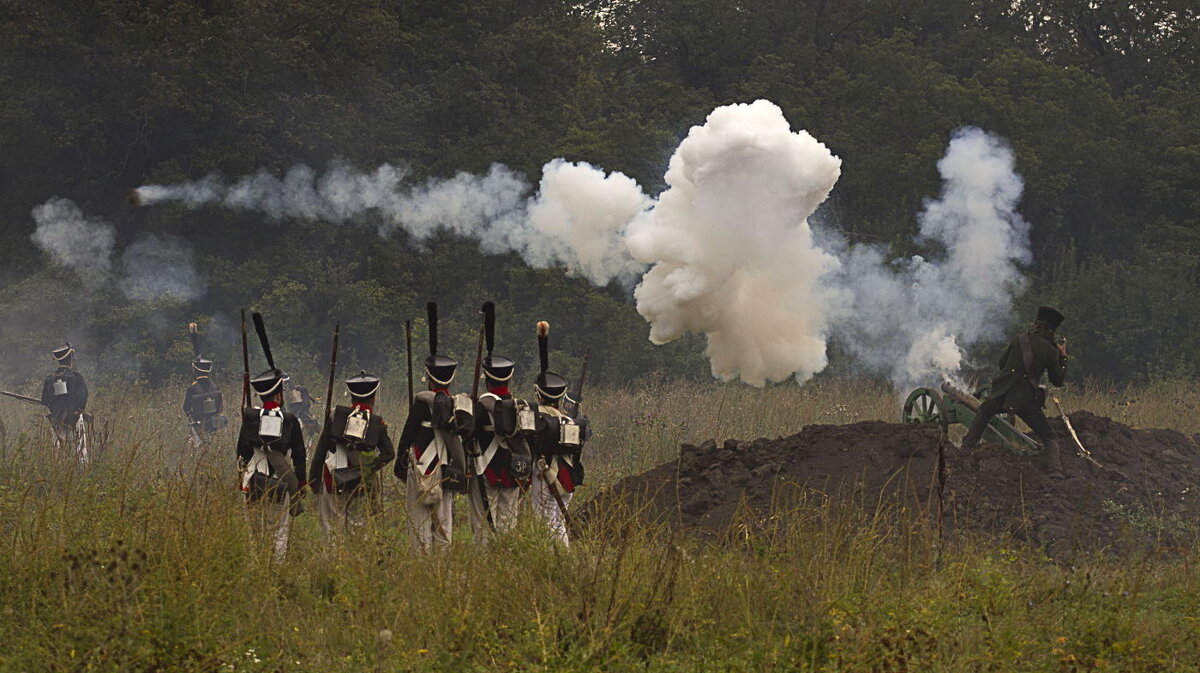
[127,100,1035,388]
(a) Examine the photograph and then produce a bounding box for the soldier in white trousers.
[308,371,395,539]
[530,321,585,546]
[468,302,535,541]
[395,302,472,552]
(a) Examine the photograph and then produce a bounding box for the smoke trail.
[135,159,650,286]
[31,197,116,286]
[627,100,843,385]
[828,127,1031,388]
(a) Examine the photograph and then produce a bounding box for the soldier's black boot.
[1044,438,1065,480]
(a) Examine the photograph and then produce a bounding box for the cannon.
[900,381,1041,455]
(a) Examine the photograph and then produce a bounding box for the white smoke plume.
[130,103,1032,389]
[30,198,208,304]
[134,159,650,286]
[828,127,1032,389]
[117,234,208,302]
[31,197,116,286]
[626,100,843,385]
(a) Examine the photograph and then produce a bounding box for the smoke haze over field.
[118,101,1034,387]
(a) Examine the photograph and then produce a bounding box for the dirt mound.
[589,412,1200,557]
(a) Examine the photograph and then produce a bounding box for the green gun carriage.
[900,381,1042,456]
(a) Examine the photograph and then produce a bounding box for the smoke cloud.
[31,197,116,286]
[627,100,843,385]
[131,102,1033,388]
[117,234,208,302]
[30,198,208,304]
[828,127,1032,388]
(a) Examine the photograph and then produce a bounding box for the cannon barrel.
[940,381,982,412]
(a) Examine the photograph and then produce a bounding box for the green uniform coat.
[988,326,1067,411]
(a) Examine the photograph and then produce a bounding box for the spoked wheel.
[901,388,946,427]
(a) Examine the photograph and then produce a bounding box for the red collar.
[431,387,450,395]
[487,386,510,397]
[262,401,281,410]
[353,402,373,413]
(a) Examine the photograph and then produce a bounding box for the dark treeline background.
[0,0,1196,389]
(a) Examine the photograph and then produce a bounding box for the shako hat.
[249,312,283,396]
[424,302,458,386]
[534,321,568,400]
[51,342,75,362]
[1036,306,1065,330]
[192,357,214,374]
[187,323,212,373]
[481,302,515,382]
[346,370,381,398]
[250,369,284,396]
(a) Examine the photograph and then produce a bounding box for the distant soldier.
[308,371,395,538]
[182,322,226,447]
[530,322,585,546]
[468,303,534,540]
[238,367,307,560]
[41,343,89,458]
[183,357,227,446]
[961,306,1069,480]
[395,302,472,552]
[283,374,321,445]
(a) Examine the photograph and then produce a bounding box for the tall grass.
[0,378,1198,671]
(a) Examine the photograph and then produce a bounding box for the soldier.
[395,302,471,552]
[961,306,1069,480]
[283,374,321,445]
[183,355,227,446]
[530,322,585,546]
[308,371,395,538]
[468,303,534,540]
[41,343,89,458]
[238,316,307,560]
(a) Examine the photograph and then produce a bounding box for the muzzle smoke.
[125,100,1031,387]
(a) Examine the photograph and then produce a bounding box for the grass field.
[1,378,1198,672]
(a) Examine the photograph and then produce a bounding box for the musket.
[323,322,340,425]
[568,348,589,417]
[405,320,414,407]
[1,391,44,406]
[471,304,493,531]
[240,309,251,409]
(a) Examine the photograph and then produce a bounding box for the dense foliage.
[1,0,1197,386]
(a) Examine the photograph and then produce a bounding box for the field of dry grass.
[0,377,1198,671]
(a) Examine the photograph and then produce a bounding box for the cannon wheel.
[901,388,946,427]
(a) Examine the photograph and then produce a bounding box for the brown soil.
[587,412,1200,557]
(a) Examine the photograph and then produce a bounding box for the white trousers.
[406,472,454,552]
[467,479,521,542]
[318,473,381,539]
[246,495,291,561]
[531,475,572,546]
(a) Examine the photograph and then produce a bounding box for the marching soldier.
[283,374,321,445]
[41,343,89,458]
[238,315,306,560]
[395,302,471,552]
[182,324,226,446]
[308,371,395,538]
[468,303,534,540]
[530,322,585,546]
[961,306,1069,480]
